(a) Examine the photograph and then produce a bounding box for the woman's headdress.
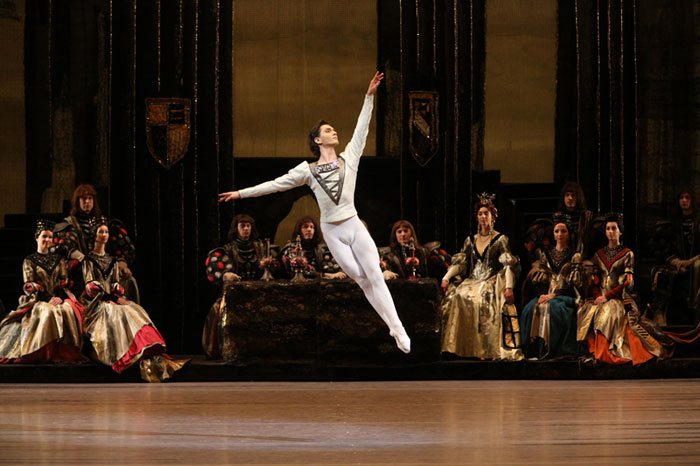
[34,219,56,238]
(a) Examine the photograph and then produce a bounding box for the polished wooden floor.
[2,380,700,465]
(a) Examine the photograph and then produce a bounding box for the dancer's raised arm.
[343,72,383,163]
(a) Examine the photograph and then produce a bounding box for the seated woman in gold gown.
[577,213,674,364]
[81,217,187,381]
[0,220,84,363]
[440,194,523,360]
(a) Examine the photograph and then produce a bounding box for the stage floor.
[2,380,700,464]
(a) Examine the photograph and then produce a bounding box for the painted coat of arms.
[408,91,439,167]
[145,98,191,169]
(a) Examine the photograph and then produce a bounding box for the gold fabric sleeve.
[497,236,517,289]
[621,250,635,290]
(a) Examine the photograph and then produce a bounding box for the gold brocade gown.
[0,253,84,362]
[577,247,674,364]
[441,234,523,360]
[82,253,187,381]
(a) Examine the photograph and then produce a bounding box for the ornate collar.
[547,247,573,272]
[27,252,61,274]
[316,160,339,173]
[87,252,116,277]
[603,244,625,262]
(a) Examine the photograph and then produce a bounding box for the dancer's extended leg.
[322,216,410,353]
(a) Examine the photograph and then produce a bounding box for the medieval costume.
[53,184,138,302]
[649,198,700,324]
[441,233,523,360]
[280,238,342,279]
[202,235,274,361]
[577,245,675,364]
[81,221,186,382]
[380,241,449,280]
[555,209,593,257]
[520,248,582,359]
[0,222,84,363]
[213,237,270,282]
[555,182,594,257]
[523,182,594,266]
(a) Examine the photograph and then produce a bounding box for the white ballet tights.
[321,216,410,352]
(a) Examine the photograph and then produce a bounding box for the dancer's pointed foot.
[391,330,411,354]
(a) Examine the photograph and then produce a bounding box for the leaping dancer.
[219,71,411,353]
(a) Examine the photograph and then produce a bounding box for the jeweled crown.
[476,192,496,205]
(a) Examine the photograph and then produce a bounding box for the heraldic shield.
[146,98,191,169]
[409,91,439,167]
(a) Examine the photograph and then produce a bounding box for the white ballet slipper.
[390,330,411,354]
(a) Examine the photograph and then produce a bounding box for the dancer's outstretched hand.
[383,270,398,280]
[219,191,241,203]
[366,71,384,96]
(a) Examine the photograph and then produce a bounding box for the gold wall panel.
[0,1,26,226]
[483,0,557,183]
[233,0,377,158]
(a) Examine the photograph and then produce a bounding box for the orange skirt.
[587,326,655,365]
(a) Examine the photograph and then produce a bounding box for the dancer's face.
[79,195,95,215]
[564,191,577,211]
[300,222,315,240]
[36,230,53,254]
[395,226,412,247]
[237,222,252,241]
[315,124,338,149]
[95,225,109,246]
[679,192,693,212]
[605,222,621,243]
[477,207,493,230]
[553,223,569,248]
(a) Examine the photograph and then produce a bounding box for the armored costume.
[441,234,523,360]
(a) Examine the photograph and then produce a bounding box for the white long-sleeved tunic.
[238,95,374,223]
